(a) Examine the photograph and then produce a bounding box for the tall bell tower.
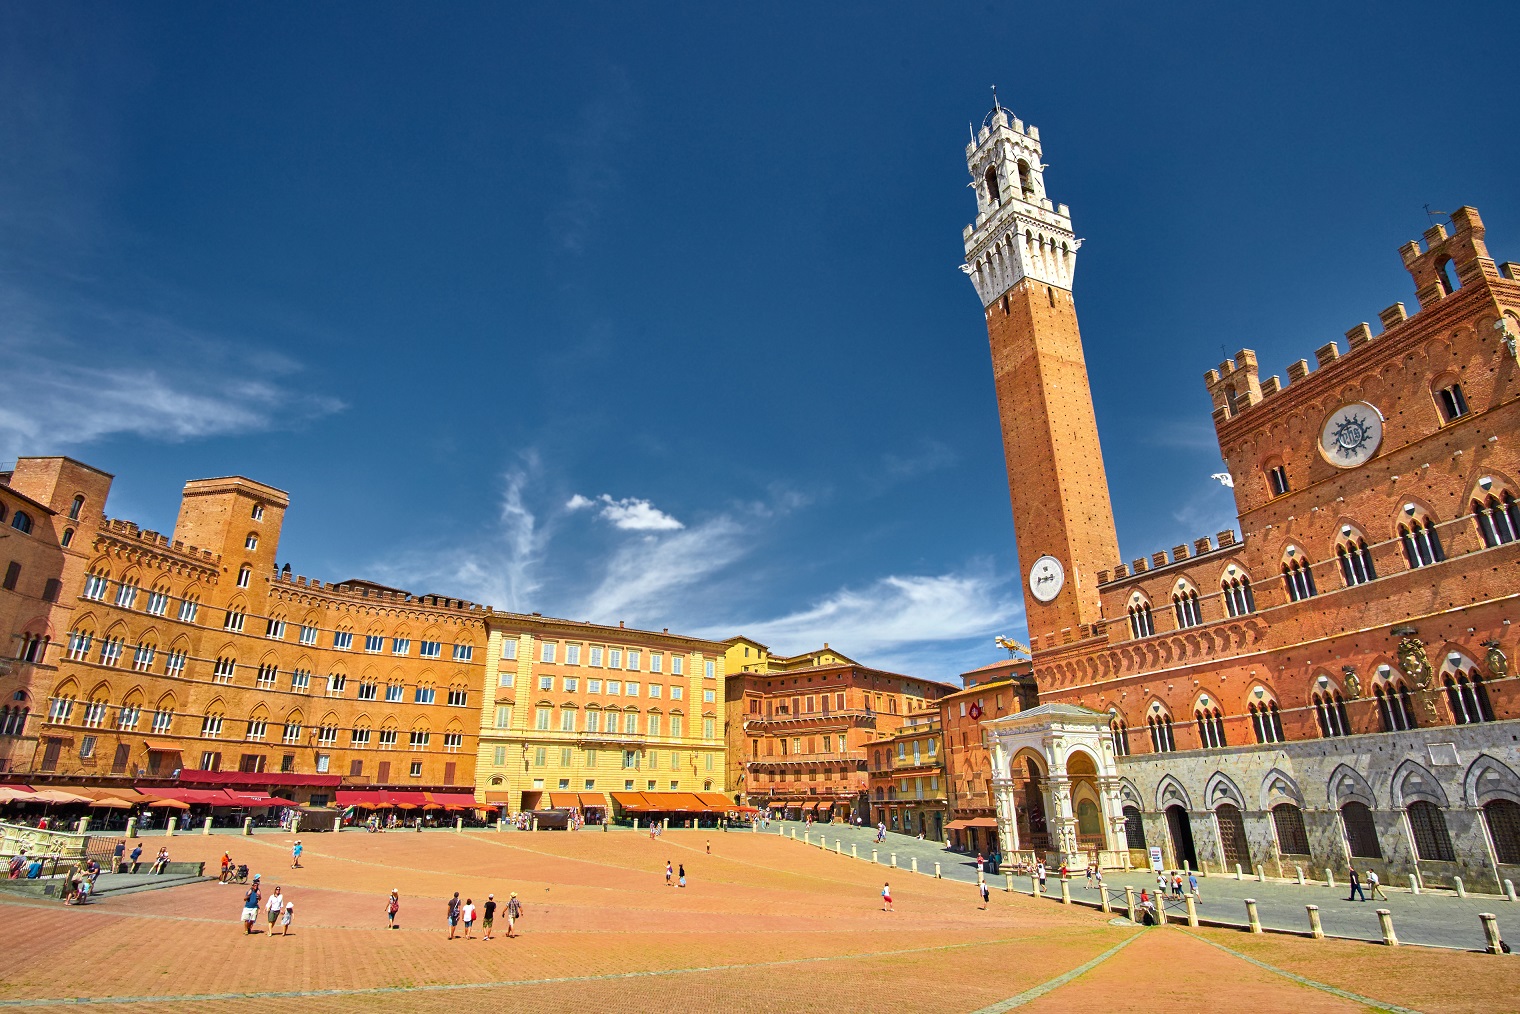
[962,98,1120,645]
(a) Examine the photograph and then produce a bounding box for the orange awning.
[548,792,582,809]
[577,792,607,809]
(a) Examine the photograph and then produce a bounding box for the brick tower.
[962,99,1120,645]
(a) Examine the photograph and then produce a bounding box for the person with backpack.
[386,889,400,929]
[446,892,461,939]
[506,892,522,938]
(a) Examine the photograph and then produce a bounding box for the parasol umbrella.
[146,798,190,810]
[393,802,418,811]
[30,789,95,805]
[89,797,133,809]
[420,802,444,811]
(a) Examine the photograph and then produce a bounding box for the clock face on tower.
[1028,555,1065,603]
[1318,402,1384,468]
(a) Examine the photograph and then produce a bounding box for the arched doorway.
[1066,750,1102,851]
[1216,803,1251,870]
[1012,752,1049,850]
[1123,805,1146,850]
[1165,804,1197,869]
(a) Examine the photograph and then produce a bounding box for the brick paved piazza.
[0,829,1515,1013]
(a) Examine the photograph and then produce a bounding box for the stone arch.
[154,690,177,711]
[1328,763,1378,809]
[1259,766,1304,809]
[1464,753,1520,807]
[1117,777,1144,808]
[1390,758,1449,808]
[1204,770,1247,810]
[1009,746,1048,780]
[1155,773,1192,811]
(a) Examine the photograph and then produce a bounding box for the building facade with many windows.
[963,97,1520,889]
[0,458,488,798]
[475,614,729,815]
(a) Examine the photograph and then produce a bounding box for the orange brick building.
[938,658,1035,853]
[963,96,1520,889]
[0,457,487,802]
[725,646,954,822]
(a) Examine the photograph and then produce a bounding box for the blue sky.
[2,3,1516,680]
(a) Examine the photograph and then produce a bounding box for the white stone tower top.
[961,98,1079,307]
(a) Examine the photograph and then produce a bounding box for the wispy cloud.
[1142,418,1219,451]
[0,285,343,460]
[372,456,547,611]
[701,564,1023,677]
[576,515,749,626]
[566,493,684,532]
[879,438,958,481]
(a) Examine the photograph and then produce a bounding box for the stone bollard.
[1408,873,1420,895]
[911,857,918,874]
[1506,879,1517,903]
[663,819,669,832]
[836,839,842,853]
[166,817,177,837]
[1235,863,1243,880]
[1255,864,1266,882]
[203,816,213,836]
[804,831,811,846]
[1183,859,1190,873]
[1033,876,1042,898]
[1455,876,1467,898]
[633,818,640,830]
[791,829,797,840]
[1155,892,1168,925]
[1307,904,1324,939]
[1185,893,1198,927]
[497,819,504,832]
[76,817,89,834]
[1244,898,1262,933]
[455,817,463,833]
[1325,868,1335,890]
[1100,887,1112,914]
[243,817,253,837]
[872,849,878,864]
[530,817,537,832]
[126,817,137,839]
[852,843,858,859]
[1125,885,1136,923]
[1295,866,1305,886]
[1060,879,1071,905]
[1481,913,1503,954]
[1004,871,1012,893]
[890,853,898,869]
[1377,908,1399,946]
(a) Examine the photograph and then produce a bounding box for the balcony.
[742,709,878,730]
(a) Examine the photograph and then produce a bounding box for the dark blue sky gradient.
[2,3,1515,677]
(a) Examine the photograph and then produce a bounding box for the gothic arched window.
[1194,706,1226,749]
[1473,490,1520,547]
[1444,668,1494,725]
[1249,700,1283,744]
[1374,677,1418,732]
[1147,713,1175,753]
[1222,573,1255,617]
[1127,599,1154,639]
[1312,689,1350,737]
[1398,506,1445,569]
[1407,801,1455,862]
[984,165,1000,205]
[1282,552,1317,602]
[1172,585,1202,629]
[1335,527,1376,587]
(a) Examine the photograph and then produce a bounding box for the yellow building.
[476,614,729,815]
[722,636,854,675]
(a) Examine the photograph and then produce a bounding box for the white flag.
[1211,472,1235,488]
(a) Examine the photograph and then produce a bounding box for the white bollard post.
[911,857,918,874]
[890,853,898,869]
[1255,863,1266,882]
[852,843,858,859]
[202,816,212,835]
[1454,875,1466,898]
[1185,893,1198,926]
[455,816,463,833]
[1306,904,1324,940]
[126,817,138,839]
[1377,908,1399,946]
[1234,863,1243,880]
[242,817,252,836]
[1244,898,1262,933]
[872,849,878,864]
[1060,879,1071,905]
[1124,885,1136,922]
[1004,871,1012,892]
[166,817,177,837]
[1506,879,1517,903]
[1481,913,1503,954]
[1408,873,1421,895]
[1325,868,1335,890]
[1295,866,1305,886]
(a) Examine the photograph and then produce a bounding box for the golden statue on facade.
[1396,635,1433,690]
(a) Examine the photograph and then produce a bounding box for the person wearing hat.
[482,894,497,940]
[506,892,522,938]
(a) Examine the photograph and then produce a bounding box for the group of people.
[663,860,687,887]
[1346,867,1388,901]
[239,877,295,936]
[1155,869,1200,899]
[443,890,522,939]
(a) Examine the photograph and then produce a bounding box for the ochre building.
[962,98,1520,889]
[0,457,487,802]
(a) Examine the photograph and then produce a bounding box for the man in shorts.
[506,892,522,938]
[482,894,497,940]
[446,892,461,939]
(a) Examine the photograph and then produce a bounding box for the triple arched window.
[1444,667,1494,725]
[1222,574,1255,616]
[1374,676,1418,732]
[1473,489,1520,547]
[1249,700,1284,744]
[1127,599,1154,639]
[1281,552,1317,602]
[1147,713,1175,753]
[1194,706,1227,749]
[1335,528,1376,587]
[1311,689,1350,738]
[1398,509,1445,568]
[1172,586,1202,629]
[1109,717,1130,757]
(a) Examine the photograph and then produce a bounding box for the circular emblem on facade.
[1318,402,1384,468]
[1028,555,1065,603]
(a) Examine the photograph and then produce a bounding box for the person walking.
[386,889,400,929]
[506,892,522,938]
[1084,864,1094,889]
[128,842,142,874]
[461,898,477,938]
[482,894,496,940]
[665,861,673,887]
[111,840,125,875]
[978,879,990,910]
[1367,869,1387,901]
[881,882,893,912]
[280,901,294,936]
[976,853,985,877]
[241,882,261,934]
[705,840,711,854]
[1347,867,1366,902]
[1187,871,1199,899]
[1094,867,1105,893]
[266,885,285,937]
[291,840,303,869]
[1172,872,1184,897]
[1036,861,1047,893]
[446,892,461,939]
[678,864,686,888]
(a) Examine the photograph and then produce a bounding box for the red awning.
[173,771,342,788]
[381,791,429,806]
[426,792,481,808]
[150,787,235,806]
[336,790,387,807]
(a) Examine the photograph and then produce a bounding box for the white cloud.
[566,493,684,531]
[701,566,1024,677]
[576,515,747,626]
[372,458,546,611]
